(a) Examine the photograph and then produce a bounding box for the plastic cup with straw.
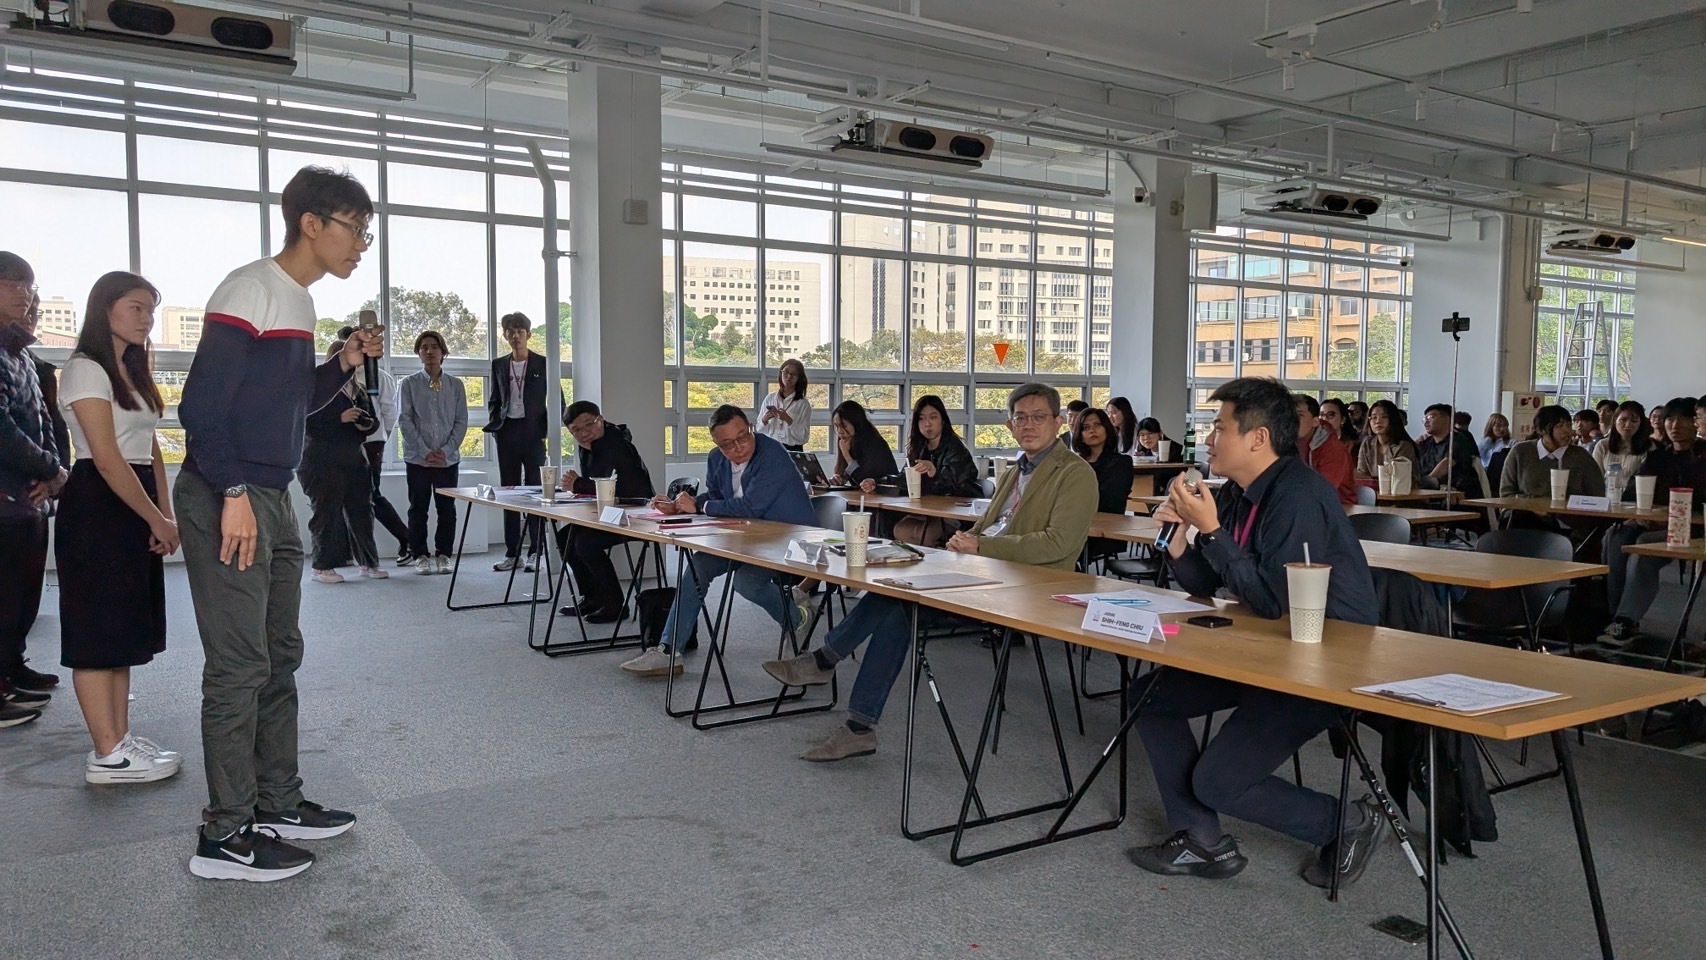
[1285,541,1332,644]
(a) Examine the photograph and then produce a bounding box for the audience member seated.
[1133,417,1184,462]
[1499,403,1603,499]
[1294,394,1354,504]
[1478,412,1511,467]
[1648,404,1669,449]
[761,383,1096,762]
[620,406,812,677]
[554,400,655,623]
[892,394,980,547]
[1318,398,1358,460]
[829,400,898,494]
[1073,407,1134,559]
[1573,408,1601,449]
[1354,399,1419,489]
[1130,376,1383,890]
[1592,400,1652,479]
[1106,396,1138,454]
[1415,402,1482,495]
[1062,398,1089,443]
[1599,398,1704,647]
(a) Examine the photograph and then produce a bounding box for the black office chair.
[1451,528,1576,652]
[1348,511,1411,545]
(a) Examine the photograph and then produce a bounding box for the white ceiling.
[8,0,1706,236]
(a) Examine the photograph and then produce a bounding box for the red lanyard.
[1233,501,1260,548]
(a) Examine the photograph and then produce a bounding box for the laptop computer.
[789,451,853,490]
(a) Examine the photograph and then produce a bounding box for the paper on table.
[871,573,1000,591]
[1051,588,1214,616]
[1353,674,1569,715]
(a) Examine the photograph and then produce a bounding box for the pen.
[1370,689,1447,707]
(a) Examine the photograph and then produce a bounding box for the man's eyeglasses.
[0,280,39,298]
[567,417,602,435]
[713,429,755,452]
[320,215,374,246]
[1007,412,1057,427]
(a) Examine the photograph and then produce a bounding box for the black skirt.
[56,460,167,670]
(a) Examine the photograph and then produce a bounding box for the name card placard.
[599,506,628,525]
[1081,600,1164,643]
[1567,495,1611,511]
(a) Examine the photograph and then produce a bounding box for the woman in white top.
[55,271,181,785]
[1478,413,1512,467]
[757,358,811,450]
[1592,400,1653,482]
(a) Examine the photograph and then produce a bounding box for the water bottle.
[1183,421,1197,467]
[1605,462,1623,502]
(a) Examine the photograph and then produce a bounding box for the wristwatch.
[223,484,247,499]
[1195,528,1218,550]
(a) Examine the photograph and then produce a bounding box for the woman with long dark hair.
[758,358,811,451]
[55,271,181,783]
[1593,400,1652,478]
[829,399,898,494]
[1354,399,1419,488]
[1073,407,1133,558]
[1132,417,1183,462]
[1105,396,1138,455]
[1319,398,1358,456]
[893,394,979,546]
[1479,412,1512,466]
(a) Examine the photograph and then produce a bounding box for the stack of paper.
[1354,675,1568,715]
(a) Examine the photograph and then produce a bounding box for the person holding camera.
[298,341,386,583]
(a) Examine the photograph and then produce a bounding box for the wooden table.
[1344,504,1480,526]
[1128,459,1187,499]
[916,578,1706,960]
[1371,489,1463,505]
[1359,541,1606,589]
[1463,496,1668,523]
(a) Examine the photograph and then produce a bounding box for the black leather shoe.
[558,601,602,618]
[586,605,628,624]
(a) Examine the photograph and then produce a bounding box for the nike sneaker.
[85,739,181,785]
[254,800,357,840]
[189,824,313,882]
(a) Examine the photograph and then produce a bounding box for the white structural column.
[1110,157,1192,433]
[567,66,666,485]
[1632,250,1706,403]
[1408,214,1525,418]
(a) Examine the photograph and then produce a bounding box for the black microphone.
[358,309,381,396]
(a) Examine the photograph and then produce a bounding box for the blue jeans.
[1136,670,1341,847]
[662,553,795,652]
[820,595,917,728]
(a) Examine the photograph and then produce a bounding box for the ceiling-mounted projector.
[830,119,994,169]
[1547,228,1636,254]
[10,1,296,71]
[1255,180,1382,220]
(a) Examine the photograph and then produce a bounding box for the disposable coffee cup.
[594,476,617,507]
[842,511,871,567]
[904,464,923,499]
[1550,468,1570,502]
[539,465,558,503]
[1376,464,1393,495]
[1157,439,1171,461]
[993,458,1010,485]
[1667,489,1692,547]
[1635,475,1657,511]
[1284,562,1332,644]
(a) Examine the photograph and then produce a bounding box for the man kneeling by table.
[762,382,1096,761]
[1135,376,1386,890]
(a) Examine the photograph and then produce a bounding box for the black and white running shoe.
[189,824,314,882]
[254,800,357,840]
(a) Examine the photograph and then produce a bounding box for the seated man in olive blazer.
[762,382,1097,762]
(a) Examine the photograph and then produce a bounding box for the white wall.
[1109,157,1191,431]
[1408,215,1511,419]
[1633,250,1706,403]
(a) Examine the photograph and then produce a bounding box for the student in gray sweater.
[398,330,468,573]
[1499,404,1604,499]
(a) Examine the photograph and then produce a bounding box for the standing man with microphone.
[176,167,380,882]
[338,320,411,565]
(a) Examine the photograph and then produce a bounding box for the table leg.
[444,500,554,612]
[901,604,994,839]
[1637,560,1706,739]
[1553,730,1616,960]
[531,532,653,658]
[1427,728,1441,959]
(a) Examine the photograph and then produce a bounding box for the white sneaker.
[311,569,344,584]
[794,596,819,641]
[435,555,453,575]
[358,565,389,579]
[620,645,682,677]
[124,733,182,763]
[523,556,538,573]
[493,556,520,572]
[415,557,436,576]
[86,738,181,784]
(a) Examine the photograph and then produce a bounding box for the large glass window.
[1535,260,1635,405]
[1187,227,1412,436]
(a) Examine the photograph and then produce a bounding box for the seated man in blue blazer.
[620,404,814,677]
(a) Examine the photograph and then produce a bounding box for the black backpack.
[636,587,698,652]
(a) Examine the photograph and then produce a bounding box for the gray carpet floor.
[3,557,1705,960]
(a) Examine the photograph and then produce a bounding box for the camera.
[1440,313,1470,335]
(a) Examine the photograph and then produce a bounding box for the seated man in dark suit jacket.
[554,400,655,623]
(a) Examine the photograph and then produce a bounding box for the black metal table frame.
[527,518,666,657]
[444,498,557,613]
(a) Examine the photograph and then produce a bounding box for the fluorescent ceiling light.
[1237,208,1451,242]
[762,143,1108,198]
[769,1,1011,51]
[1661,235,1706,249]
[1545,250,1683,273]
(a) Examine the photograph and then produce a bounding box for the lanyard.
[1233,500,1260,548]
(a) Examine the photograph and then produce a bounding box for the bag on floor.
[637,586,697,652]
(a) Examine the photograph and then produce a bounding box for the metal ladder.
[1555,301,1609,410]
